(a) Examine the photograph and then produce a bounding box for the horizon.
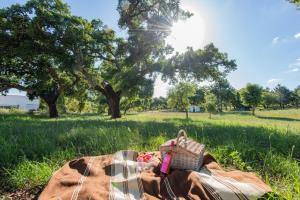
[1,0,300,97]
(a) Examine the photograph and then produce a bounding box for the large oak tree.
[74,1,237,118]
[0,0,89,117]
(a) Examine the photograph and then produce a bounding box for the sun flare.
[166,9,206,53]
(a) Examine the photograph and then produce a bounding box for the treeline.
[165,80,300,117]
[47,80,299,117]
[39,93,168,115]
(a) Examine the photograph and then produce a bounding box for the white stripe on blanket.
[198,167,267,200]
[110,151,144,200]
[71,157,96,200]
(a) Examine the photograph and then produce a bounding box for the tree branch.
[0,82,29,93]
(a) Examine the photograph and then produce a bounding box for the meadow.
[0,109,299,199]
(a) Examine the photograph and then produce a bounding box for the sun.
[166,9,206,53]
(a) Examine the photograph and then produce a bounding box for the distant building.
[189,105,202,113]
[0,95,40,111]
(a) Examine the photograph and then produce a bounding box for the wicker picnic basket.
[160,130,205,171]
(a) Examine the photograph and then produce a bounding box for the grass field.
[0,109,299,199]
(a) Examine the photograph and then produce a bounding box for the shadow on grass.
[218,111,252,115]
[256,115,300,122]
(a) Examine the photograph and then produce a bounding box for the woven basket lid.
[160,130,205,156]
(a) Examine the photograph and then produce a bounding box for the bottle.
[160,141,175,177]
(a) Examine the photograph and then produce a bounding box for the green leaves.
[1,0,238,119]
[167,82,196,112]
[240,83,263,115]
[162,43,237,83]
[288,0,300,7]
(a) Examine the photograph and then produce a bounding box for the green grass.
[0,109,299,199]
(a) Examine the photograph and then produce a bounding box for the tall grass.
[0,109,299,199]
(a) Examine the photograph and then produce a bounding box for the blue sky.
[1,0,300,97]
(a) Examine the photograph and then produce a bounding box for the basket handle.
[176,130,188,151]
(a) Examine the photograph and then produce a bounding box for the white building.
[189,105,202,113]
[0,95,40,111]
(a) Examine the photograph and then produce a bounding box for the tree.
[96,0,190,118]
[230,91,243,111]
[189,88,205,106]
[274,84,292,109]
[86,9,237,119]
[240,83,263,115]
[261,89,277,109]
[167,82,196,119]
[293,86,300,108]
[0,0,87,117]
[69,0,192,119]
[151,97,168,110]
[210,78,234,112]
[204,93,217,119]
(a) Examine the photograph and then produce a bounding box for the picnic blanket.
[39,150,272,200]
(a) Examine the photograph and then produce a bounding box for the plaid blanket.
[39,151,272,200]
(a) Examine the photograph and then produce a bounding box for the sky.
[1,0,300,97]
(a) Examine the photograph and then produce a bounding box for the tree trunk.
[220,100,223,112]
[41,86,61,118]
[108,95,121,119]
[185,109,189,119]
[107,105,112,115]
[47,102,58,118]
[252,107,255,116]
[95,82,121,119]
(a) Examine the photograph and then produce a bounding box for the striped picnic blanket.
[39,150,272,200]
[109,151,144,200]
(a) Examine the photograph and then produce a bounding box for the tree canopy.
[162,44,237,83]
[210,78,235,112]
[204,93,217,119]
[240,83,263,115]
[288,0,300,7]
[274,84,293,109]
[71,1,237,119]
[167,82,196,119]
[0,0,90,117]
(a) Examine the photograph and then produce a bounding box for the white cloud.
[294,32,300,39]
[272,33,300,45]
[272,37,279,44]
[288,60,300,68]
[286,68,299,73]
[288,62,300,68]
[285,58,300,73]
[267,78,282,84]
